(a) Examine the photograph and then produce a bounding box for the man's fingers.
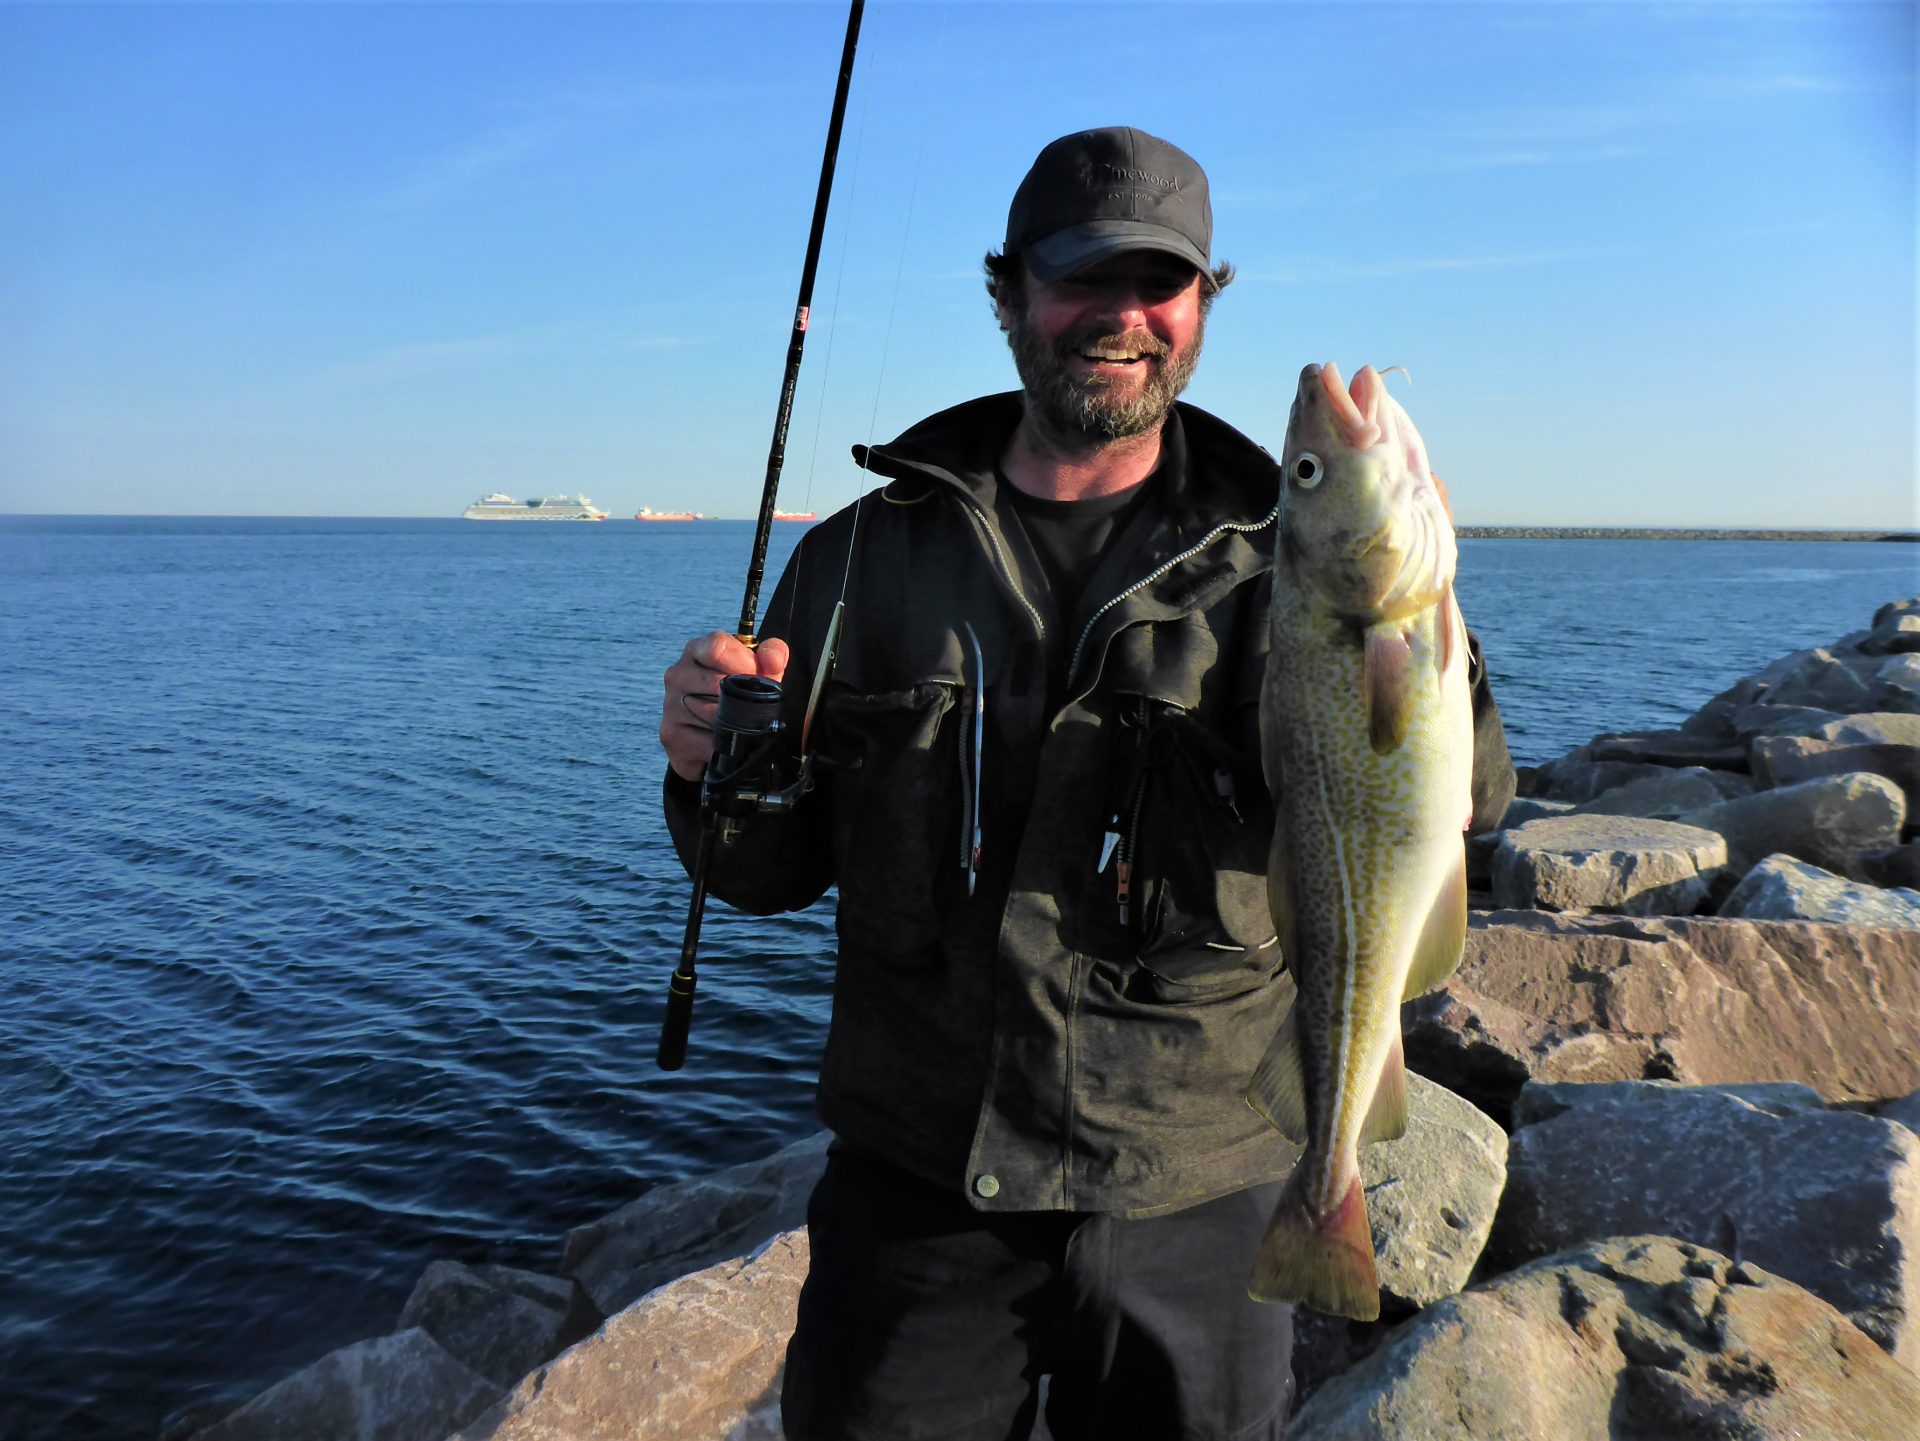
[755,637,790,684]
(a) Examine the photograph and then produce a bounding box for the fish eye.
[1291,453,1323,489]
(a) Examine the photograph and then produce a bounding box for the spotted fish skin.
[1247,361,1474,1320]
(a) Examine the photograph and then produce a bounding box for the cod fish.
[1249,361,1474,1320]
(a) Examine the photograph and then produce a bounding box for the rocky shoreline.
[1457,526,1919,542]
[175,598,1920,1441]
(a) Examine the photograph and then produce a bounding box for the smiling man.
[659,127,1512,1440]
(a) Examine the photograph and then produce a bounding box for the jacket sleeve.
[1464,629,1516,835]
[660,548,836,916]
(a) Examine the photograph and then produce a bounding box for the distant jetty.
[1458,526,1918,543]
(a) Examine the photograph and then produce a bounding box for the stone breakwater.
[176,600,1920,1441]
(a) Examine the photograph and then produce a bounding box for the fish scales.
[1248,361,1474,1320]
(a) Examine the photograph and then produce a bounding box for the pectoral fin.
[1365,625,1415,754]
[1403,845,1468,1000]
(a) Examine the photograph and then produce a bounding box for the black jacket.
[666,393,1515,1217]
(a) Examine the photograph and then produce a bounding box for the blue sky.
[1,0,1912,526]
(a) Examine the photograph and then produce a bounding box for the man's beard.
[1006,311,1205,443]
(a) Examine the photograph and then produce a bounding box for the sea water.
[0,516,1913,1437]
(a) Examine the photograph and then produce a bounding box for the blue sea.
[1,516,1914,1438]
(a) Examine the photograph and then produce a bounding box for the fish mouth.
[1313,361,1384,450]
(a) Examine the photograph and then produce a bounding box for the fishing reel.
[700,673,806,838]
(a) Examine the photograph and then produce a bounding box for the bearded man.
[659,127,1514,1441]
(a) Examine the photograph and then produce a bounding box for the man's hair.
[983,250,1235,326]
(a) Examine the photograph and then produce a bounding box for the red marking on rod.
[796,305,810,331]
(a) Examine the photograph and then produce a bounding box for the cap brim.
[1022,220,1210,285]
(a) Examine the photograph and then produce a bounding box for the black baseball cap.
[1005,127,1212,285]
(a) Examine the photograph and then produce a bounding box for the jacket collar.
[852,392,1280,535]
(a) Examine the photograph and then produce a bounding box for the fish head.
[1277,362,1455,623]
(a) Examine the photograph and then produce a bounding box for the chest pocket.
[817,679,963,958]
[1110,695,1279,1001]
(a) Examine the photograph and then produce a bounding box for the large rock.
[1493,1080,1920,1364]
[1759,646,1878,711]
[1286,1237,1920,1441]
[1866,842,1920,890]
[1730,701,1847,741]
[1567,767,1740,821]
[191,1329,499,1441]
[1364,1074,1508,1311]
[1678,770,1906,877]
[1585,730,1748,770]
[1403,912,1920,1125]
[1822,712,1920,747]
[1874,654,1920,712]
[562,1131,829,1316]
[453,1231,808,1441]
[1718,853,1920,927]
[1490,814,1726,914]
[1863,610,1920,655]
[396,1261,599,1391]
[1749,735,1920,810]
[1517,753,1686,804]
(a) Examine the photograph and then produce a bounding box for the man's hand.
[660,632,792,782]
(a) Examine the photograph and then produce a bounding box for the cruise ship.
[463,493,608,521]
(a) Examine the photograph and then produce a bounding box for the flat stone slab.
[1403,911,1920,1125]
[1494,1080,1920,1365]
[1491,814,1726,914]
[1749,735,1920,810]
[1286,1237,1920,1441]
[1719,853,1920,927]
[1585,730,1749,770]
[1821,711,1920,746]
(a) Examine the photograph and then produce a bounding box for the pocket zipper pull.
[1116,860,1132,925]
[1213,768,1244,824]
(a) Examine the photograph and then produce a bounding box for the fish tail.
[1249,1160,1381,1321]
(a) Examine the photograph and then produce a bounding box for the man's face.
[1003,251,1207,442]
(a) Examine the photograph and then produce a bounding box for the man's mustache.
[1058,329,1172,362]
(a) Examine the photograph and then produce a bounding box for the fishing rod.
[657,0,864,1072]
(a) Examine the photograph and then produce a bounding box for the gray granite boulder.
[1567,767,1738,821]
[1491,814,1726,914]
[1403,912,1920,1125]
[1585,729,1748,770]
[1884,1088,1920,1138]
[1285,1237,1920,1441]
[562,1130,829,1317]
[191,1329,499,1441]
[1719,854,1920,927]
[1678,770,1906,877]
[1730,701,1848,741]
[1493,1080,1920,1365]
[1874,653,1920,712]
[1863,611,1920,655]
[453,1230,808,1441]
[1760,646,1879,711]
[1749,735,1920,810]
[1821,711,1920,746]
[1364,1074,1508,1311]
[395,1261,598,1392]
[1517,753,1685,804]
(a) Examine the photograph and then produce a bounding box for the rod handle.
[656,965,697,1071]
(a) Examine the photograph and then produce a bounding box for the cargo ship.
[635,507,708,522]
[464,493,607,521]
[773,508,817,522]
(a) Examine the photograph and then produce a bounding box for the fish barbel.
[1248,361,1474,1320]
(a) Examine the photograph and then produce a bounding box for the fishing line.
[795,21,875,518]
[862,1,951,456]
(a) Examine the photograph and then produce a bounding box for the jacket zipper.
[1065,502,1280,692]
[1102,697,1153,925]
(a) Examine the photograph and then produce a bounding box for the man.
[660,127,1514,1441]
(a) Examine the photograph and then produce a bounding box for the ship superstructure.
[464,493,608,521]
